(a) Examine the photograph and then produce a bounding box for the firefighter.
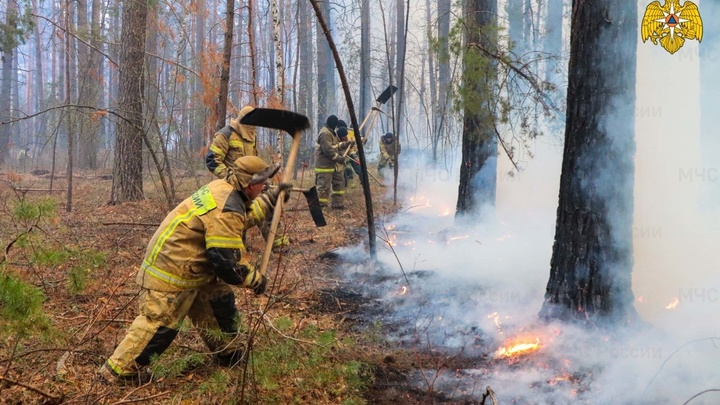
[314,115,353,209]
[206,106,289,248]
[336,125,362,187]
[206,106,258,179]
[378,132,400,176]
[100,156,292,385]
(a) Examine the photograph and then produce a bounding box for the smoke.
[332,2,720,404]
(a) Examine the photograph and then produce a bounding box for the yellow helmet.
[232,156,279,188]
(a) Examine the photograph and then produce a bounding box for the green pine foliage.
[0,270,52,338]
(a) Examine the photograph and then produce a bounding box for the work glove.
[334,155,348,164]
[252,274,268,295]
[242,262,267,295]
[266,182,293,204]
[339,140,355,150]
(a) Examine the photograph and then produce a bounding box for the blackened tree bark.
[455,0,498,218]
[112,0,147,202]
[540,0,637,323]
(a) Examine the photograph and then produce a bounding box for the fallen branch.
[102,222,159,227]
[0,375,64,404]
[682,389,720,405]
[481,385,497,405]
[113,390,169,404]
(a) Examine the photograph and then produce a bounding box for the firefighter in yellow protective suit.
[314,115,353,209]
[378,131,400,176]
[100,156,292,385]
[206,106,258,179]
[205,105,289,248]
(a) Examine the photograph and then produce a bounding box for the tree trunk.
[112,0,148,202]
[315,0,333,127]
[248,0,259,105]
[297,0,314,161]
[434,0,450,162]
[215,0,234,131]
[0,1,17,165]
[65,0,74,211]
[539,0,637,323]
[77,0,101,169]
[455,0,498,218]
[359,0,371,136]
[272,0,285,162]
[191,0,206,153]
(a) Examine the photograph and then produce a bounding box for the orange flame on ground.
[399,286,408,295]
[495,338,540,358]
[665,297,680,309]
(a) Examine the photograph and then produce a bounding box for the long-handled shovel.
[343,85,398,157]
[240,108,310,277]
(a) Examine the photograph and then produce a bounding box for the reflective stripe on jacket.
[206,125,258,179]
[136,179,269,291]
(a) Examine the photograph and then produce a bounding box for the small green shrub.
[0,271,53,338]
[11,198,56,221]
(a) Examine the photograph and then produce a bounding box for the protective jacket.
[379,137,401,166]
[136,178,278,292]
[314,126,342,170]
[206,107,258,179]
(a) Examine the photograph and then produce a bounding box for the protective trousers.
[104,279,243,378]
[315,168,345,208]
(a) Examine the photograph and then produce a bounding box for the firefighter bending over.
[100,156,291,385]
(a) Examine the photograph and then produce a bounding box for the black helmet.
[383,132,393,142]
[336,127,348,140]
[326,115,338,129]
[337,119,347,129]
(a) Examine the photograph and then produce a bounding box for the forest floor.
[0,167,489,404]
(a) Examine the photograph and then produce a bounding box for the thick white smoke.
[336,1,720,403]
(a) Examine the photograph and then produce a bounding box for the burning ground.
[320,149,720,404]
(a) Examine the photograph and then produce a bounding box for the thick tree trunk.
[540,0,637,323]
[0,1,17,165]
[112,0,148,202]
[455,0,498,218]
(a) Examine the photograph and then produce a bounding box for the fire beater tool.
[240,108,311,277]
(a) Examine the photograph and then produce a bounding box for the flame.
[487,312,504,335]
[439,208,451,216]
[386,224,396,231]
[399,286,408,295]
[637,295,644,303]
[548,373,572,386]
[495,337,540,358]
[447,235,469,243]
[665,297,680,309]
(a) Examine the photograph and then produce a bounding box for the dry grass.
[0,168,400,404]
